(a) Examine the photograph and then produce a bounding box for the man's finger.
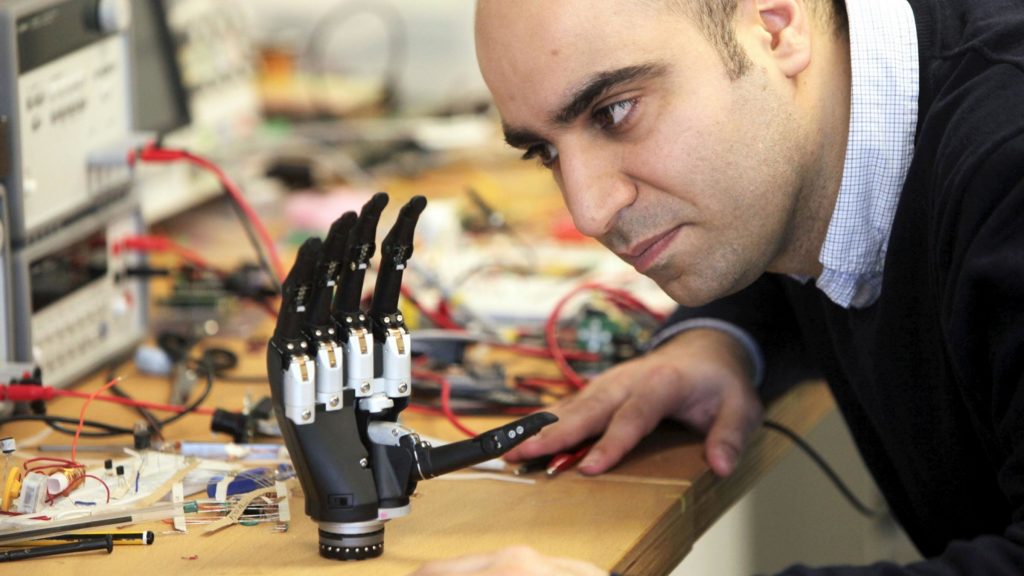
[503,399,607,462]
[704,391,761,477]
[577,393,662,474]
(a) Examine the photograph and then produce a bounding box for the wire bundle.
[128,142,286,288]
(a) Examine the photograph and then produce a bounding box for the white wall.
[674,410,920,575]
[242,0,487,114]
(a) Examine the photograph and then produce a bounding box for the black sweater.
[664,0,1024,573]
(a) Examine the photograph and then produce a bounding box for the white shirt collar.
[814,0,919,308]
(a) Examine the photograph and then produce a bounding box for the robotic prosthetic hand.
[267,193,557,560]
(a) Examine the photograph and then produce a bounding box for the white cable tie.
[275,481,291,523]
[172,483,187,532]
[214,477,231,502]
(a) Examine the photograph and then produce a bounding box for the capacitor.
[46,467,84,495]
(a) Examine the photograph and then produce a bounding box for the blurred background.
[0,0,920,573]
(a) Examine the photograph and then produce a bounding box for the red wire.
[115,234,215,271]
[82,474,112,504]
[55,388,216,416]
[544,286,591,389]
[25,463,112,505]
[543,282,667,389]
[605,290,668,322]
[400,285,462,330]
[1,383,217,416]
[23,457,80,474]
[129,144,286,282]
[72,378,122,462]
[491,342,600,362]
[411,369,478,437]
[116,234,278,320]
[514,376,573,398]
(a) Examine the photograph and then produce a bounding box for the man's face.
[475,0,812,306]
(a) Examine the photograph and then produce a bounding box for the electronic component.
[0,0,136,243]
[132,0,262,223]
[0,0,147,388]
[128,0,190,136]
[10,471,46,514]
[8,199,146,388]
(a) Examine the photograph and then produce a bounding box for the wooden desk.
[2,350,832,575]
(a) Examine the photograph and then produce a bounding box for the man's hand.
[409,546,606,576]
[504,328,763,476]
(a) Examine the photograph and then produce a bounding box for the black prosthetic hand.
[267,238,382,559]
[267,193,556,560]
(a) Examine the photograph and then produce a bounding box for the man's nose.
[556,145,636,239]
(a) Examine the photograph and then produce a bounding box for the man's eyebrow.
[503,125,543,149]
[501,62,668,149]
[553,62,668,125]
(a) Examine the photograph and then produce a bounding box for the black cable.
[25,346,220,439]
[155,353,216,429]
[39,363,214,438]
[104,359,164,440]
[188,347,238,374]
[464,187,538,268]
[108,383,161,430]
[214,374,269,384]
[45,420,126,437]
[224,195,282,294]
[762,418,885,519]
[0,414,133,435]
[182,346,265,382]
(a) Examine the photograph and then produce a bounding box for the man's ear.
[740,0,812,78]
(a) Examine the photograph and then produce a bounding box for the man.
[414,0,1024,574]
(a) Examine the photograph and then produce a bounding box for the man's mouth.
[617,226,682,273]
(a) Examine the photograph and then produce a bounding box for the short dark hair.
[662,0,848,79]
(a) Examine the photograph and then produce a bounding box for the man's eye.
[521,142,559,167]
[593,98,637,130]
